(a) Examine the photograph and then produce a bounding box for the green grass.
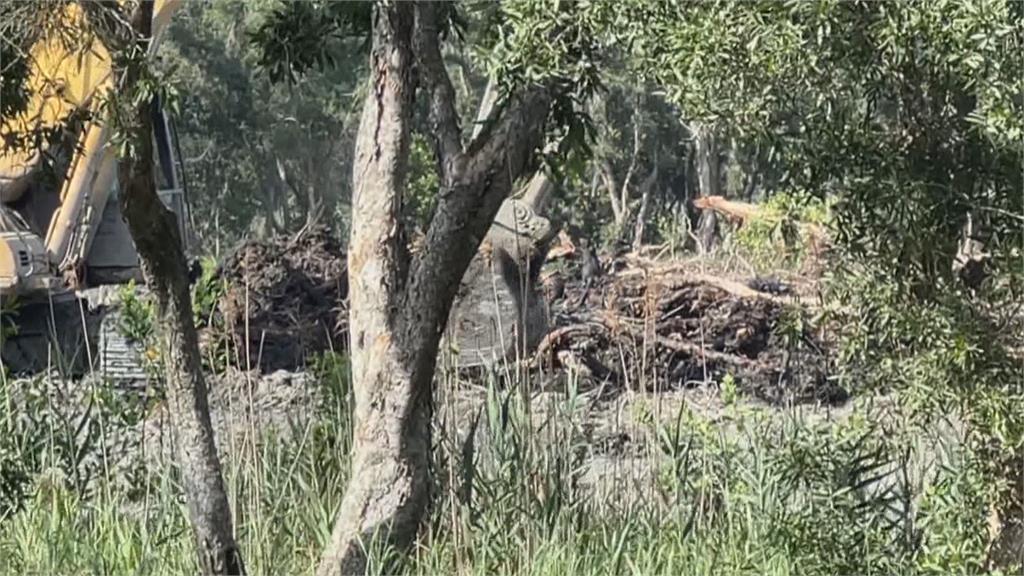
[0,353,996,575]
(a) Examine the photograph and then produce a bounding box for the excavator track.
[1,293,102,376]
[1,287,148,380]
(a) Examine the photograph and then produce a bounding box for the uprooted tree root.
[536,261,844,405]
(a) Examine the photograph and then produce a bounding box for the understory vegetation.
[0,226,1011,575]
[0,347,997,576]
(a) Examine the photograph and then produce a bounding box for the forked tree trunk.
[112,2,244,574]
[316,4,550,574]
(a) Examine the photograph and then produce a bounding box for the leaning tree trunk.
[114,2,244,574]
[316,4,550,574]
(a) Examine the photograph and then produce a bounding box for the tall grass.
[0,342,992,575]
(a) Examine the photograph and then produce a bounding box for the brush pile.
[217,226,348,371]
[212,228,840,404]
[537,259,843,405]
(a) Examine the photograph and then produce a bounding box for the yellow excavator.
[0,0,188,374]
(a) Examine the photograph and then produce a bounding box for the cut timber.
[546,230,577,261]
[692,195,762,226]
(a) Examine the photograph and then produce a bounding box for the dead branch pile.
[210,228,840,405]
[217,226,348,371]
[538,261,844,405]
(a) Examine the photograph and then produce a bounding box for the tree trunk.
[693,123,720,254]
[113,2,244,574]
[475,81,555,213]
[741,143,760,200]
[588,94,623,223]
[601,158,622,222]
[315,5,420,574]
[617,93,644,231]
[632,164,658,252]
[316,4,551,574]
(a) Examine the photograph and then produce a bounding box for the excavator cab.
[0,0,188,375]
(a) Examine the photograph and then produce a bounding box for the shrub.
[732,190,831,271]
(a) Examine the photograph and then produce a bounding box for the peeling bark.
[112,1,244,574]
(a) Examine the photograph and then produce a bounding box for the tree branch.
[464,88,550,187]
[414,2,463,180]
[402,85,550,371]
[78,0,135,52]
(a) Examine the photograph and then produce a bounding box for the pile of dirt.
[536,258,842,405]
[217,226,347,371]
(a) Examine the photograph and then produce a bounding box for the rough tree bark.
[110,1,244,573]
[473,79,555,213]
[316,3,551,574]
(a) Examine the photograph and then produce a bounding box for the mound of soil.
[217,227,348,371]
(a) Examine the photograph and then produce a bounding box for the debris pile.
[537,260,843,405]
[210,227,840,405]
[217,226,348,371]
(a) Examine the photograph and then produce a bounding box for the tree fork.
[317,2,551,573]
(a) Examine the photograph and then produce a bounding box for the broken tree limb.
[692,195,763,226]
